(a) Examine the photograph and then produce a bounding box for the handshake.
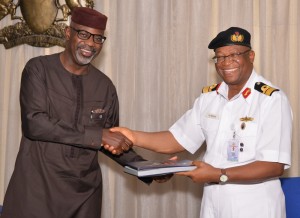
[101,127,134,155]
[102,127,177,183]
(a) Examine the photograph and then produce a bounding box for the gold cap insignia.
[231,32,244,43]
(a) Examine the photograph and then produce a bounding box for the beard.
[75,43,98,65]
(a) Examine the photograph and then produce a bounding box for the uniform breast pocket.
[83,101,108,127]
[201,114,220,132]
[237,122,258,163]
[201,114,220,141]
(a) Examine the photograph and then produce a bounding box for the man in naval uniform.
[108,27,292,218]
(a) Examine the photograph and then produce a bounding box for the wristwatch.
[219,168,228,183]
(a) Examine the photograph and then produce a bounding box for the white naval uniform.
[169,71,292,218]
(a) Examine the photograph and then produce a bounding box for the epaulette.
[254,82,279,96]
[202,84,219,93]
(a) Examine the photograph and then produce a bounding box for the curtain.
[0,0,299,217]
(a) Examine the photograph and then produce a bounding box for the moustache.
[78,44,97,54]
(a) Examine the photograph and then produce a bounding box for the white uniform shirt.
[169,70,292,169]
[169,70,292,218]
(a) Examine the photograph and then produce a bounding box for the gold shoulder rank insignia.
[202,84,219,93]
[254,82,279,96]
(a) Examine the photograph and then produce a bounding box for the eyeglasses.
[212,49,251,64]
[70,26,106,44]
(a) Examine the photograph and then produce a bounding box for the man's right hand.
[102,129,133,155]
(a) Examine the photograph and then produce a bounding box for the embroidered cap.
[71,7,108,30]
[208,27,251,50]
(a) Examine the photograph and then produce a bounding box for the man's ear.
[65,26,71,40]
[249,50,255,63]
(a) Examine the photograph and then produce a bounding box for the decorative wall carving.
[0,0,94,48]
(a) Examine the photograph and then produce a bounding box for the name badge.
[227,138,240,162]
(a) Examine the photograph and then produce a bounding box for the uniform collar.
[217,70,258,102]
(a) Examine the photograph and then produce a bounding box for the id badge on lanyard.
[227,131,240,162]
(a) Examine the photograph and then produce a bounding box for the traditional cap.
[71,7,108,30]
[208,27,251,50]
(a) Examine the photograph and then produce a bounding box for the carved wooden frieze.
[0,0,94,48]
